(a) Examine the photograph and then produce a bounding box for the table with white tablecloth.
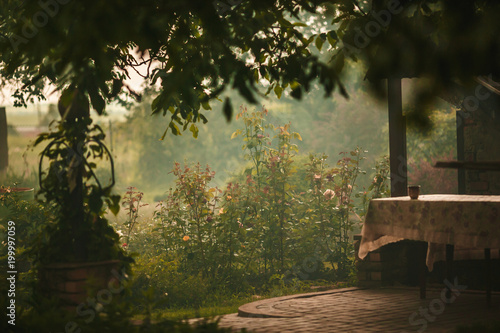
[358,194,500,302]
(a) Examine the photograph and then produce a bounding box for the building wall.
[462,107,500,194]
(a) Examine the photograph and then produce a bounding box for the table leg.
[485,248,491,306]
[419,242,428,299]
[446,244,454,300]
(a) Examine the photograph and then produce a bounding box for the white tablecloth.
[358,195,500,269]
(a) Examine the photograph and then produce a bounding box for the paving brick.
[208,287,500,332]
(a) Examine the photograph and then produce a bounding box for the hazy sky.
[1,49,149,107]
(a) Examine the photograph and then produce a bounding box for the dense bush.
[126,108,390,308]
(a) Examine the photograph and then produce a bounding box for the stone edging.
[237,287,366,318]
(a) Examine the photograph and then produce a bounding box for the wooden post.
[456,110,466,194]
[0,107,8,175]
[387,78,407,197]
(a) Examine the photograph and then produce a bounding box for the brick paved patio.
[207,286,500,332]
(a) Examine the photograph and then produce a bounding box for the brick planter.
[38,260,121,310]
[354,235,423,287]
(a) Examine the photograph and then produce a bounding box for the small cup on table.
[408,185,421,199]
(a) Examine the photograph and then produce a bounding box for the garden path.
[199,286,500,332]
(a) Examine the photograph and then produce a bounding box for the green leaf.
[201,101,211,110]
[231,130,240,139]
[293,133,302,141]
[332,52,345,74]
[291,87,302,100]
[274,85,283,99]
[305,35,315,47]
[328,30,338,41]
[107,195,121,215]
[265,84,274,96]
[200,114,208,124]
[315,36,324,51]
[327,31,338,47]
[253,68,259,82]
[169,122,181,137]
[110,79,122,98]
[189,124,199,138]
[151,95,162,114]
[290,81,300,90]
[161,109,182,139]
[88,86,105,114]
[88,192,103,213]
[223,97,233,122]
[237,83,257,104]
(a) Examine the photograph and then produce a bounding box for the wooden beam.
[0,107,8,175]
[456,111,466,194]
[388,78,407,197]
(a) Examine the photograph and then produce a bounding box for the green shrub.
[138,107,390,295]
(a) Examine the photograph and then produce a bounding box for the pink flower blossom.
[323,189,335,200]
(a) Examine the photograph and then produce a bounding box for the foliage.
[33,117,126,264]
[0,185,48,240]
[120,186,148,250]
[0,187,50,317]
[12,293,238,333]
[359,155,391,216]
[406,107,458,194]
[0,191,237,332]
[333,0,500,126]
[408,151,458,194]
[3,0,495,137]
[144,109,389,294]
[130,254,211,309]
[291,149,366,281]
[0,0,349,134]
[405,106,457,163]
[152,162,252,293]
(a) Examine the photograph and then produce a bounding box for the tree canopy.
[1,0,499,132]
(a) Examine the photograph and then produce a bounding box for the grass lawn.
[154,296,254,322]
[136,280,350,322]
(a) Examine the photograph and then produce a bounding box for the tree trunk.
[58,89,90,262]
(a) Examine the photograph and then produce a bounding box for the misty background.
[3,61,458,204]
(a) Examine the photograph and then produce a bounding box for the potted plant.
[32,88,131,309]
